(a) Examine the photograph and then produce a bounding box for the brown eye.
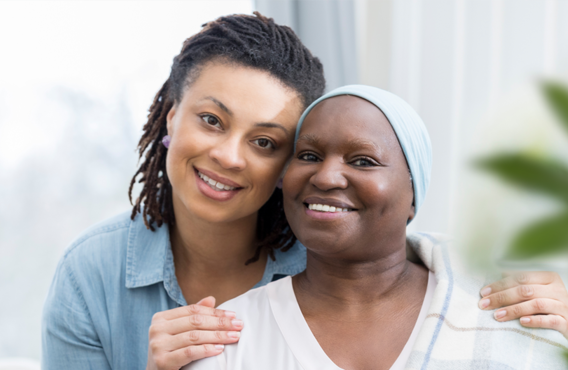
[201,114,221,128]
[252,138,274,149]
[351,157,378,167]
[298,153,320,162]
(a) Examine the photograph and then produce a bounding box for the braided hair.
[129,12,325,263]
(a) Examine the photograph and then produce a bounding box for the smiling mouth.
[305,203,355,213]
[197,171,238,192]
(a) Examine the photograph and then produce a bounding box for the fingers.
[492,298,567,322]
[480,271,559,297]
[478,284,556,310]
[167,330,241,350]
[196,296,216,308]
[153,344,225,369]
[520,315,568,338]
[147,301,244,369]
[157,315,244,335]
[154,303,236,322]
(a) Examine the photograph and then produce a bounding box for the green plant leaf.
[505,211,568,260]
[475,154,568,204]
[542,81,568,134]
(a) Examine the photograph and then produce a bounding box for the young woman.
[42,12,568,370]
[185,85,568,370]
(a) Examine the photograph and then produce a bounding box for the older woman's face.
[283,96,415,259]
[166,61,303,224]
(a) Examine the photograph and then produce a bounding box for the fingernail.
[494,310,506,319]
[231,319,243,328]
[479,298,490,309]
[215,344,224,350]
[225,311,237,318]
[228,331,240,339]
[480,287,491,297]
[520,317,530,324]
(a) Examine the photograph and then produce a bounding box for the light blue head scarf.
[294,85,432,219]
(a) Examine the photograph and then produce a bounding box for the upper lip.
[194,167,243,188]
[303,196,356,209]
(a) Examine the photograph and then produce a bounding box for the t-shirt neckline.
[266,272,435,370]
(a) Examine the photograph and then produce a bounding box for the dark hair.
[129,12,325,263]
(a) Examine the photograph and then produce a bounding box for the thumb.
[196,296,216,308]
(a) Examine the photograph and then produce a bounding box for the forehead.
[183,61,304,125]
[299,95,400,151]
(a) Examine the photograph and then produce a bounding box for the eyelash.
[298,152,321,162]
[350,157,379,167]
[252,138,276,150]
[200,114,222,128]
[298,152,379,167]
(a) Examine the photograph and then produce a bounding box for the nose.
[310,157,348,191]
[209,134,247,171]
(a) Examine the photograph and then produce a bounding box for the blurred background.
[1,0,567,365]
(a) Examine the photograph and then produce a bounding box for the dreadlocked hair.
[129,12,325,264]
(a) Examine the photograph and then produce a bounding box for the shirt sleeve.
[41,256,112,370]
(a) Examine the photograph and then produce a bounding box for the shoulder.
[58,210,134,274]
[218,283,272,315]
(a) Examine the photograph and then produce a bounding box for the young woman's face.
[283,95,415,260]
[166,62,303,224]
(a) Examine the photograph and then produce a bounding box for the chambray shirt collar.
[253,241,307,288]
[125,213,307,306]
[125,214,187,305]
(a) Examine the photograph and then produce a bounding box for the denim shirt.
[41,211,306,370]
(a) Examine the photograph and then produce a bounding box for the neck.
[170,200,267,304]
[294,238,422,308]
[171,209,259,275]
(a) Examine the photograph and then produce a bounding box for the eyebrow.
[297,135,381,152]
[202,96,233,116]
[342,139,381,152]
[200,97,289,134]
[254,122,290,135]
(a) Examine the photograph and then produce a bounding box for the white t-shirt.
[185,272,436,370]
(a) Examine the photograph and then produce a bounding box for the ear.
[407,202,416,223]
[166,105,177,135]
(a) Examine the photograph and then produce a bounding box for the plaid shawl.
[405,232,568,369]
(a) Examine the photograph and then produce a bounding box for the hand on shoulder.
[479,271,568,340]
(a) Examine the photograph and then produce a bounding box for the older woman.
[186,85,568,370]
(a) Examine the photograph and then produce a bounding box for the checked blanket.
[405,232,567,369]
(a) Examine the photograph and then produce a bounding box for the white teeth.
[308,204,350,213]
[197,171,236,191]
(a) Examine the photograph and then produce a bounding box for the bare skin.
[284,95,428,369]
[146,60,303,370]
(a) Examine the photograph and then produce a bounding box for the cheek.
[360,174,413,213]
[281,162,310,200]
